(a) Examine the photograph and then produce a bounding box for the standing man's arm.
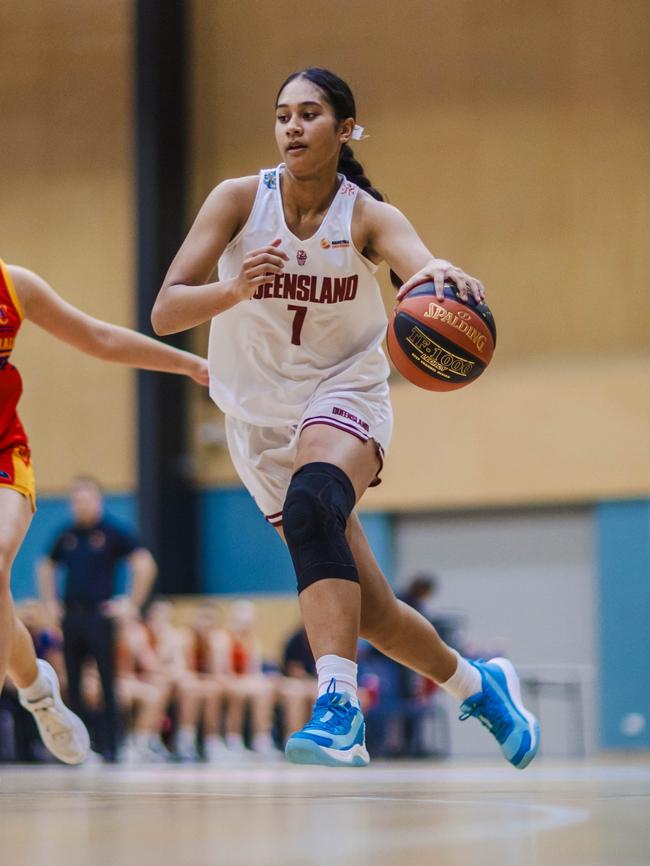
[105,523,157,616]
[37,533,65,625]
[127,548,157,610]
[37,558,62,624]
[128,547,158,610]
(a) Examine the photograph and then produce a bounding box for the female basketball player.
[0,260,208,764]
[152,68,539,768]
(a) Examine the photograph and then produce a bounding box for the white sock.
[440,650,482,702]
[316,654,359,706]
[176,726,195,748]
[133,730,150,750]
[252,732,274,751]
[18,666,51,702]
[225,732,245,750]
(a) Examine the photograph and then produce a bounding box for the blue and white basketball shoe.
[285,680,369,767]
[459,657,539,769]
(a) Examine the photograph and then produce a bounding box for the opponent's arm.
[362,198,485,302]
[9,265,208,385]
[151,178,289,335]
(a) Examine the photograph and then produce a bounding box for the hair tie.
[351,124,366,141]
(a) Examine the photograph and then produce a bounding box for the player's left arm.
[361,198,485,302]
[9,265,208,386]
[126,548,158,610]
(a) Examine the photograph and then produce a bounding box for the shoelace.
[459,692,512,742]
[28,696,72,739]
[309,695,352,733]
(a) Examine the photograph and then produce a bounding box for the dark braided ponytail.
[276,67,401,287]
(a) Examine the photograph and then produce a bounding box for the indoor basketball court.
[1,2,649,865]
[2,758,649,866]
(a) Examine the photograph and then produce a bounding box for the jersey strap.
[0,259,24,321]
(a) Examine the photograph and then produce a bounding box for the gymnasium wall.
[0,0,135,493]
[190,0,650,508]
[2,1,647,505]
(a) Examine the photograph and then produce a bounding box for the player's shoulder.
[5,264,44,307]
[207,174,259,206]
[354,188,403,224]
[352,189,404,255]
[200,175,260,227]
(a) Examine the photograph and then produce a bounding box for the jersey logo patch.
[0,470,10,479]
[296,250,308,266]
[320,238,351,249]
[90,531,106,550]
[262,171,277,190]
[0,305,9,325]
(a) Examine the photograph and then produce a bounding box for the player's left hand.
[397,259,485,304]
[187,356,209,387]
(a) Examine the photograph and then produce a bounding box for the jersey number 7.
[287,304,307,346]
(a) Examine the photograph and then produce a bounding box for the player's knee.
[282,462,358,594]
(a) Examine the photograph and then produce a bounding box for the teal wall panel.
[597,499,650,749]
[198,487,395,595]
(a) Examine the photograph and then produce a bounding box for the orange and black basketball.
[387,280,497,391]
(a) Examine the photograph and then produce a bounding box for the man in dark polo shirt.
[37,476,157,760]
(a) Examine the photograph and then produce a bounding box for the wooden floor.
[1,757,649,866]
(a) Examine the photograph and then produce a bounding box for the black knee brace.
[282,462,358,593]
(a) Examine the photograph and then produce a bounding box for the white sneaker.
[121,734,169,764]
[175,739,199,762]
[141,735,170,764]
[204,735,232,764]
[251,733,282,761]
[19,660,90,765]
[225,733,253,760]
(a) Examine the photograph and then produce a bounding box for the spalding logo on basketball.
[387,280,497,392]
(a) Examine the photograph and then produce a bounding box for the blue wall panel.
[597,499,650,749]
[13,486,395,601]
[199,487,395,595]
[11,494,137,600]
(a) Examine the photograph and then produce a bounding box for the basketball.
[386,280,497,391]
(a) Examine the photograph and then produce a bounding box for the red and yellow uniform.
[0,259,35,509]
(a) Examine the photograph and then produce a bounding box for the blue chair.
[359,651,450,759]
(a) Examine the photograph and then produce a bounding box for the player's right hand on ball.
[233,238,288,300]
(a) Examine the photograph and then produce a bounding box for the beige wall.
[190,0,650,506]
[0,1,135,493]
[2,2,647,505]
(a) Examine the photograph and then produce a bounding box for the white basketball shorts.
[225,385,393,527]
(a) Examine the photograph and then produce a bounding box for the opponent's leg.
[0,488,32,688]
[0,488,89,764]
[349,512,539,769]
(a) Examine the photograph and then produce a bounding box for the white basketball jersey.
[208,164,390,426]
